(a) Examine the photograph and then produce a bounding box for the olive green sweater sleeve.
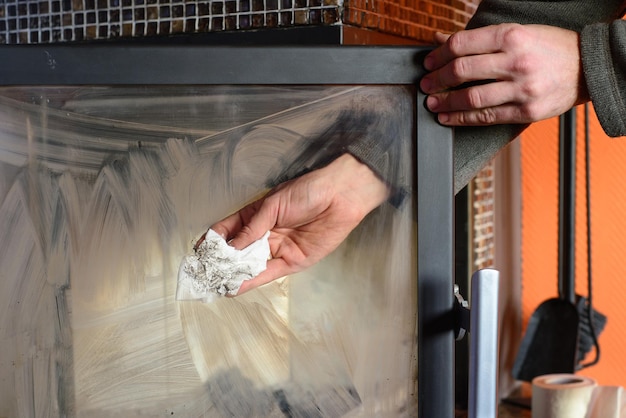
[581,20,626,137]
[270,86,412,205]
[450,0,626,193]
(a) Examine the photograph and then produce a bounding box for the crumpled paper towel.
[176,228,271,303]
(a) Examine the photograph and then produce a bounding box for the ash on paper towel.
[176,229,271,303]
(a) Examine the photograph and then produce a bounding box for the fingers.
[235,258,292,295]
[209,200,267,250]
[425,78,545,126]
[421,52,510,94]
[210,211,245,241]
[425,80,521,118]
[422,24,532,95]
[210,196,279,251]
[229,198,279,250]
[434,102,531,126]
[423,25,514,72]
[422,64,525,126]
[421,24,583,126]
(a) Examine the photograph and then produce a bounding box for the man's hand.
[209,154,391,295]
[420,23,589,126]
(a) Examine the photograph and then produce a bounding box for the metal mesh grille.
[0,0,483,45]
[0,0,341,44]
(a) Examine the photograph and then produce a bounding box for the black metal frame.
[0,45,454,418]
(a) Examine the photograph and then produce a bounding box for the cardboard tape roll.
[532,374,597,418]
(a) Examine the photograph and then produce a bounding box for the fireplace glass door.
[0,84,421,417]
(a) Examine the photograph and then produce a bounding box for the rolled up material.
[587,386,626,418]
[532,374,597,418]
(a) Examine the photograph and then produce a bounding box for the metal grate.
[0,0,341,44]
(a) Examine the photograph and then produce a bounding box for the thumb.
[235,258,292,295]
[227,199,277,250]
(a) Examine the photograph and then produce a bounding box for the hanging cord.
[580,102,601,369]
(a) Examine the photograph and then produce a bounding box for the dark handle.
[559,108,577,303]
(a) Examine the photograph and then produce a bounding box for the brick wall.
[344,0,478,42]
[472,163,496,270]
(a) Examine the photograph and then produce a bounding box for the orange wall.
[521,105,626,386]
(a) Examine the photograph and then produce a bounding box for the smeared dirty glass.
[0,85,417,417]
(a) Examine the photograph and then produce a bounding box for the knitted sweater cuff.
[581,22,626,137]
